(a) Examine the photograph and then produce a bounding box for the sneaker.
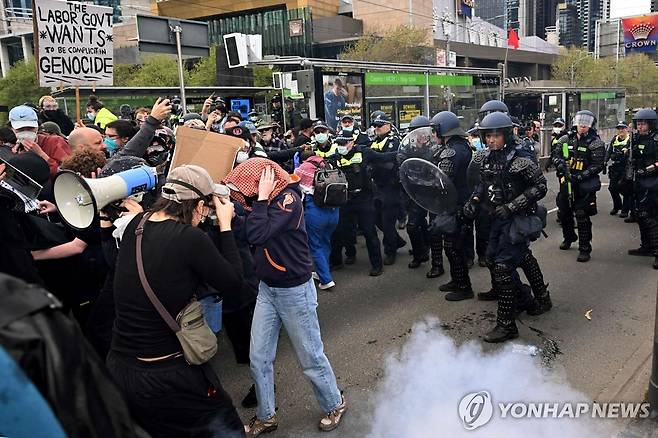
[445,287,474,301]
[245,414,278,437]
[577,251,591,262]
[312,272,320,281]
[319,281,336,290]
[241,384,257,409]
[345,255,356,265]
[369,265,383,276]
[483,324,519,343]
[319,394,347,432]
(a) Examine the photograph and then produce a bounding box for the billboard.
[622,14,658,53]
[322,74,363,131]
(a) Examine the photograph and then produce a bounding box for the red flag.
[508,29,519,49]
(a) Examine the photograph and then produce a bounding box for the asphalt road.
[212,173,658,437]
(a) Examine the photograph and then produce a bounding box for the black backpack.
[311,161,348,208]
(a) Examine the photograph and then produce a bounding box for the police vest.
[371,136,391,151]
[612,135,629,149]
[315,144,337,158]
[335,152,369,193]
[563,135,595,172]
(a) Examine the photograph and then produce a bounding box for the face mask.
[315,133,329,144]
[337,145,349,155]
[44,110,58,118]
[87,112,96,121]
[236,151,250,163]
[103,137,119,154]
[470,138,482,149]
[341,127,353,136]
[15,131,38,143]
[552,127,563,134]
[249,116,258,122]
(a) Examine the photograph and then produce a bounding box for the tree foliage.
[551,47,658,109]
[339,25,434,64]
[0,59,49,123]
[187,46,217,86]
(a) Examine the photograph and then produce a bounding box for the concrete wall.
[312,15,363,42]
[352,0,433,38]
[154,0,339,20]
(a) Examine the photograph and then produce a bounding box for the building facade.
[558,1,582,47]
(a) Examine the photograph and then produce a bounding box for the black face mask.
[44,110,58,118]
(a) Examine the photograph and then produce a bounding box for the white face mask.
[337,146,349,155]
[15,131,38,143]
[236,151,250,163]
[552,127,563,134]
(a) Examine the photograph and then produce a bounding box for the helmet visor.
[573,114,595,128]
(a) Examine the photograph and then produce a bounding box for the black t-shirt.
[111,214,243,357]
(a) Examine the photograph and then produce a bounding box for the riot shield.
[399,127,441,161]
[399,158,457,214]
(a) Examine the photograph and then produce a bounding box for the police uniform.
[551,116,605,261]
[467,112,548,342]
[370,124,406,264]
[607,133,631,215]
[629,110,658,268]
[328,143,384,275]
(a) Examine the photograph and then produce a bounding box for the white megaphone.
[53,165,157,230]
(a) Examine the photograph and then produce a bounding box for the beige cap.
[161,165,214,203]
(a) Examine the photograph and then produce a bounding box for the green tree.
[0,59,49,123]
[339,25,433,64]
[112,63,137,87]
[253,65,275,87]
[187,47,217,86]
[126,54,184,87]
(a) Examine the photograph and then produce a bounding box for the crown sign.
[630,23,654,40]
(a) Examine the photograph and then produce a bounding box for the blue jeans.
[304,196,339,285]
[250,279,342,420]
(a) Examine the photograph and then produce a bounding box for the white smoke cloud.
[366,319,619,438]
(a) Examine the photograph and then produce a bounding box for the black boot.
[442,237,472,297]
[577,251,591,262]
[519,250,552,313]
[445,286,474,301]
[426,236,444,278]
[483,269,519,343]
[576,214,592,261]
[559,237,577,250]
[439,280,458,292]
[628,247,653,256]
[408,253,429,269]
[478,263,498,300]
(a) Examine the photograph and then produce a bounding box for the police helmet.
[573,110,597,129]
[409,115,431,131]
[478,100,509,120]
[478,112,514,146]
[429,111,467,137]
[632,108,658,131]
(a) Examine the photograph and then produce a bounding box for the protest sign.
[34,0,114,86]
[170,127,243,182]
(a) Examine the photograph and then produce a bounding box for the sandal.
[319,394,347,432]
[244,414,278,437]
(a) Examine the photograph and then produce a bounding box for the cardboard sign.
[170,127,243,182]
[34,0,114,86]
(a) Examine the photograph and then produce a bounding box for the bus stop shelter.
[250,57,503,132]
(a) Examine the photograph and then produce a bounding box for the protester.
[67,127,105,152]
[294,118,315,147]
[295,151,340,289]
[8,105,72,178]
[37,96,74,136]
[134,107,150,127]
[104,120,137,156]
[86,95,117,129]
[225,159,346,436]
[107,165,246,437]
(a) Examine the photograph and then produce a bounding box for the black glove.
[462,201,477,220]
[494,204,511,219]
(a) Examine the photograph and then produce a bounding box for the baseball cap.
[9,105,39,129]
[238,121,258,135]
[371,113,392,126]
[340,114,354,122]
[161,165,215,203]
[40,121,62,136]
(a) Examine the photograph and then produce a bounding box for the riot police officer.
[428,111,474,301]
[606,121,631,217]
[477,99,509,120]
[551,110,606,262]
[628,109,658,269]
[370,113,406,265]
[464,112,548,342]
[397,116,445,277]
[338,115,370,145]
[270,94,283,126]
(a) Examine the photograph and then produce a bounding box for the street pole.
[279,73,287,133]
[172,25,187,115]
[424,71,430,116]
